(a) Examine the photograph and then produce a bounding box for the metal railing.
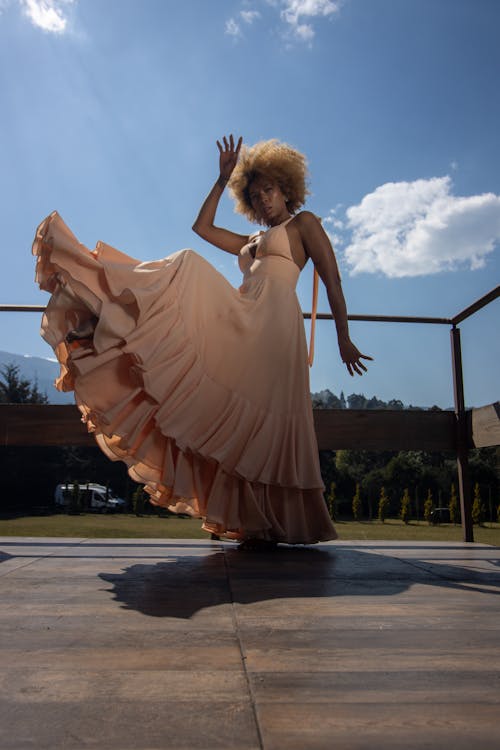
[1,284,499,542]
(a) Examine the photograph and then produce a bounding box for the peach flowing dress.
[32,211,337,543]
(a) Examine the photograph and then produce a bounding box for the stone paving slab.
[0,537,499,749]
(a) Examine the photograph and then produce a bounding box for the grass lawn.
[0,513,208,539]
[0,513,499,544]
[334,518,500,545]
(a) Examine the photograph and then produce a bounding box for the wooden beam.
[0,404,94,447]
[1,404,459,451]
[471,402,500,448]
[314,408,456,451]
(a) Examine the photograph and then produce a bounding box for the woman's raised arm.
[192,135,249,255]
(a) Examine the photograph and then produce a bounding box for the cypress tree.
[471,483,485,526]
[378,486,389,523]
[326,481,336,521]
[69,482,81,515]
[449,484,459,524]
[424,489,434,524]
[352,483,362,521]
[132,486,145,517]
[400,488,411,524]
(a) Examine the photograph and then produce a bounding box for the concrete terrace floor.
[0,538,499,750]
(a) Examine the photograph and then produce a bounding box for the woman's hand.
[217,134,242,181]
[338,336,373,377]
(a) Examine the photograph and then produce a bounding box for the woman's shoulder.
[291,210,323,231]
[293,210,321,223]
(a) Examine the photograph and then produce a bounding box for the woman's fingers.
[217,134,242,154]
[344,352,373,376]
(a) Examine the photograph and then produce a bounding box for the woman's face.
[248,175,289,226]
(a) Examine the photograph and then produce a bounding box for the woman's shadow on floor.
[98,544,500,619]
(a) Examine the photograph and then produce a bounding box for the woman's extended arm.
[192,135,249,255]
[296,211,373,376]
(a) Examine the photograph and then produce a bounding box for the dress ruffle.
[33,211,337,543]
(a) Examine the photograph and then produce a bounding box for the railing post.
[450,325,473,542]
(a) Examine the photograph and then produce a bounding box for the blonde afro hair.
[228,139,309,223]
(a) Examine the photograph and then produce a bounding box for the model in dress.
[32,135,371,548]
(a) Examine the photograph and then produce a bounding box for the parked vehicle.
[54,483,126,513]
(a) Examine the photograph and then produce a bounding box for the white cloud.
[324,213,345,231]
[225,17,242,37]
[343,177,500,277]
[225,8,261,39]
[294,22,315,41]
[226,1,341,44]
[323,209,346,249]
[241,9,261,24]
[281,0,341,40]
[20,0,75,34]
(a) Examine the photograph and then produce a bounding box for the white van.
[54,483,126,512]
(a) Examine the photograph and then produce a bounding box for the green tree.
[378,486,389,523]
[387,399,405,410]
[385,451,422,503]
[311,389,345,409]
[132,485,146,517]
[449,484,459,524]
[326,481,337,521]
[471,483,485,526]
[0,364,48,404]
[424,489,434,524]
[400,488,411,524]
[352,483,362,521]
[347,393,368,410]
[68,482,81,515]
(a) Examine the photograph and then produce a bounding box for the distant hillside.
[311,388,442,411]
[0,351,73,404]
[1,351,442,410]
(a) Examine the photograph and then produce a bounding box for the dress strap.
[308,267,319,367]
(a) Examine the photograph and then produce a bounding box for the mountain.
[0,351,73,404]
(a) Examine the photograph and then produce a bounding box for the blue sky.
[0,0,499,408]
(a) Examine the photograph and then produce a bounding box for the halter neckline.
[266,215,294,231]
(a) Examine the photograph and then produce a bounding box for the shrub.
[471,483,485,526]
[132,486,146,517]
[69,482,81,515]
[449,483,459,524]
[424,489,434,524]
[378,486,390,523]
[326,481,336,521]
[352,483,362,521]
[400,488,411,525]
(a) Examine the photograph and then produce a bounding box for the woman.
[33,135,371,548]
